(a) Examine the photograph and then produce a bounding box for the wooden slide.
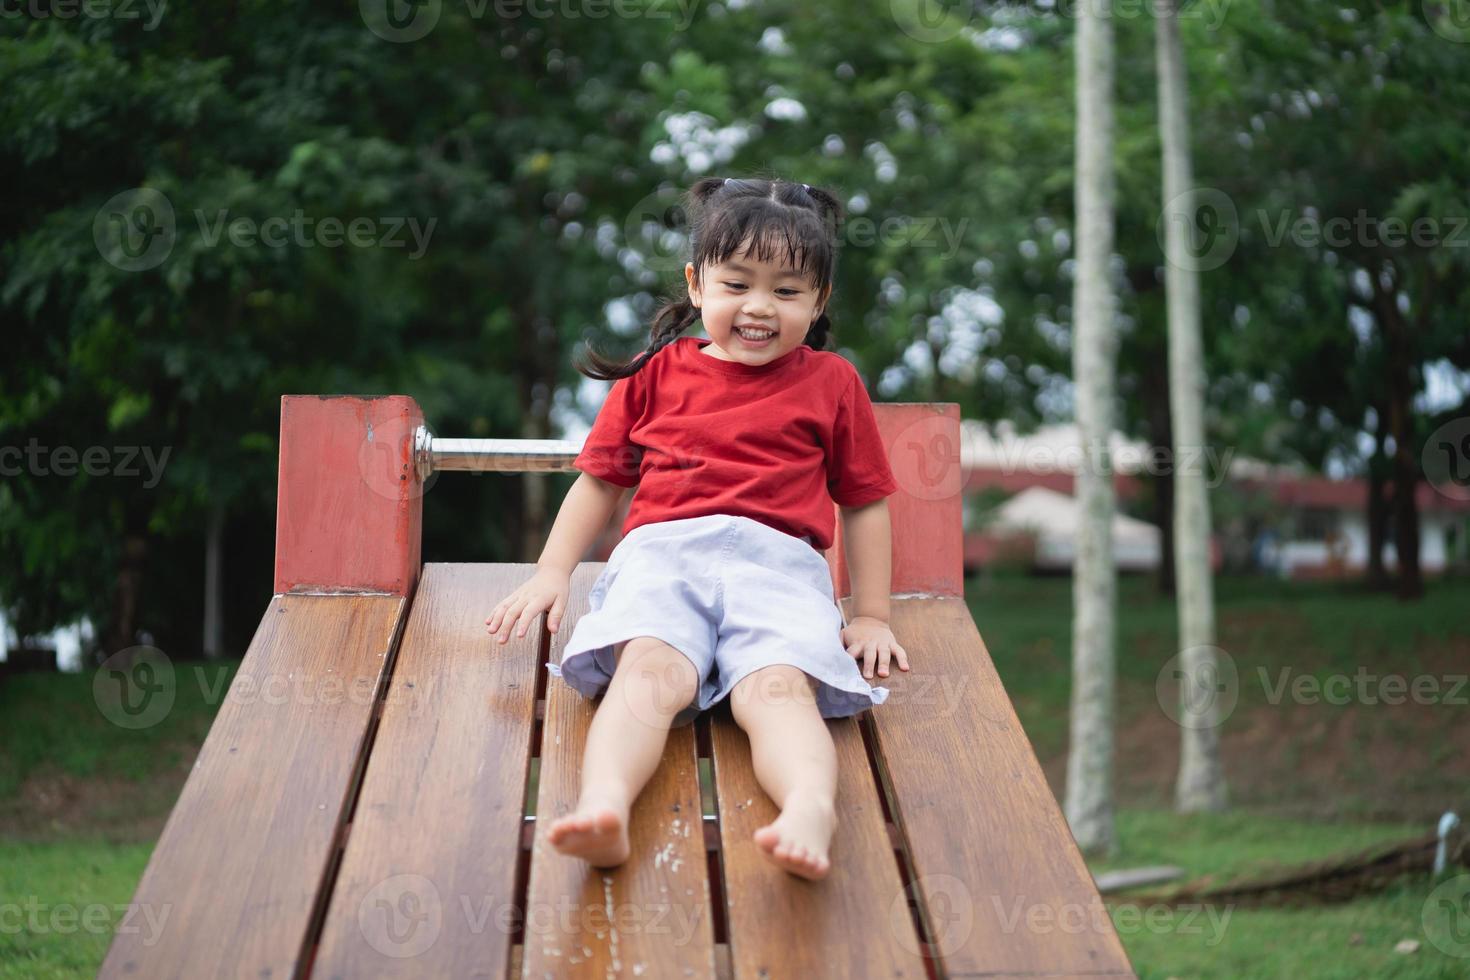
[100,395,1133,979]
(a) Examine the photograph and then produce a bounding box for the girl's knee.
[729,664,820,727]
[612,636,701,707]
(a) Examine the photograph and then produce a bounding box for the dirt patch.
[1039,687,1468,822]
[1,759,190,844]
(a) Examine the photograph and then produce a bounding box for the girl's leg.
[546,636,701,867]
[728,664,837,880]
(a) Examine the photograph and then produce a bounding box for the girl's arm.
[840,498,892,622]
[486,471,629,642]
[838,497,910,678]
[537,472,630,575]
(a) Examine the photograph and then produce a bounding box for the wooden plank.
[860,596,1133,978]
[311,564,541,978]
[274,394,424,595]
[98,593,407,979]
[522,562,717,979]
[710,710,925,979]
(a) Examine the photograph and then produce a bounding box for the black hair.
[576,175,846,381]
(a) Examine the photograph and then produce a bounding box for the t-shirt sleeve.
[573,372,645,488]
[827,373,899,507]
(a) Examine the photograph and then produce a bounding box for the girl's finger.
[863,646,877,679]
[895,645,910,671]
[487,594,517,628]
[877,649,890,678]
[496,602,523,643]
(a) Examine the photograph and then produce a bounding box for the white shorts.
[547,513,889,727]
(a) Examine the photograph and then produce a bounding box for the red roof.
[961,466,1146,501]
[962,466,1470,514]
[1232,474,1470,513]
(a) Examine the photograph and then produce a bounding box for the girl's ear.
[685,262,702,308]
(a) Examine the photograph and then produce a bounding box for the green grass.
[1112,881,1468,980]
[1092,809,1428,882]
[1095,812,1468,979]
[0,840,154,980]
[0,661,238,799]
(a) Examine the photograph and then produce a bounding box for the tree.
[1064,0,1119,856]
[1154,0,1227,813]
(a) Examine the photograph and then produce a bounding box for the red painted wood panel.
[827,402,965,599]
[274,395,425,595]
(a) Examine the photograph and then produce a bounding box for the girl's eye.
[723,283,801,296]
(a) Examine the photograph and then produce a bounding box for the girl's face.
[685,244,831,367]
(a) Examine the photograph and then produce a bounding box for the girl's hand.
[841,616,910,680]
[485,567,570,644]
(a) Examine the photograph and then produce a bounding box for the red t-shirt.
[574,336,898,551]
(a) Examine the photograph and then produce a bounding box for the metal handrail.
[413,426,582,480]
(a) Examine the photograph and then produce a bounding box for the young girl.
[484,176,909,881]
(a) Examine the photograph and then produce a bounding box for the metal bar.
[413,426,582,479]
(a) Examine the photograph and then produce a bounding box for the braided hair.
[577,176,845,380]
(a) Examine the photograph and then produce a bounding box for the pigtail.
[803,310,834,352]
[801,184,846,239]
[576,291,701,381]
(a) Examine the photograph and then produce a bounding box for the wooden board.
[521,562,717,978]
[310,564,541,978]
[710,710,925,978]
[858,595,1133,978]
[98,593,407,979]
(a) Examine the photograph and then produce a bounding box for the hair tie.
[803,183,811,192]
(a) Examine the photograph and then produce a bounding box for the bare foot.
[752,794,835,880]
[546,798,630,867]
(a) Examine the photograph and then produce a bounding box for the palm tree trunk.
[1156,0,1227,813]
[1064,0,1119,857]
